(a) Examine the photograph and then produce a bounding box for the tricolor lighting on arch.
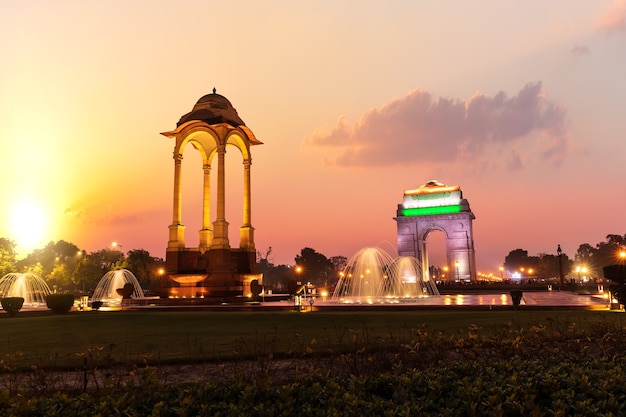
[400,180,463,217]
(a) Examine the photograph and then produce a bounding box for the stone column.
[211,147,229,248]
[199,163,213,250]
[239,159,254,250]
[243,160,251,227]
[172,152,183,224]
[168,152,185,249]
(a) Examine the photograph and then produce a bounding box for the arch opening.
[222,144,244,247]
[422,228,448,282]
[180,141,204,248]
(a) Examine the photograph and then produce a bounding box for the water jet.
[331,247,439,303]
[91,269,145,306]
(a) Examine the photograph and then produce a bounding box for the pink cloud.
[570,45,590,55]
[599,0,626,34]
[303,82,569,169]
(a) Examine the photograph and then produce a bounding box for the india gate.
[159,89,262,299]
[395,180,477,282]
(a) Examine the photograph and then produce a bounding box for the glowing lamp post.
[295,265,304,311]
[295,265,303,287]
[557,244,564,290]
[158,267,165,287]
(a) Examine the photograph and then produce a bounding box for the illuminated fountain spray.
[331,247,439,303]
[0,272,52,306]
[91,269,145,305]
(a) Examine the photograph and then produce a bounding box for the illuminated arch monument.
[395,180,477,282]
[159,90,263,299]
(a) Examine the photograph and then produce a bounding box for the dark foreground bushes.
[2,316,626,416]
[1,356,626,416]
[45,293,75,314]
[0,297,24,316]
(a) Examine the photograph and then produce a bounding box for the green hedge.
[45,293,75,314]
[0,297,24,317]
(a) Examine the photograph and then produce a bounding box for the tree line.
[0,238,164,294]
[502,234,626,282]
[257,247,347,291]
[1,233,624,293]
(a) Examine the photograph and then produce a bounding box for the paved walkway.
[306,291,611,310]
[520,291,608,307]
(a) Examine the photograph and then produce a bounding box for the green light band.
[401,204,462,217]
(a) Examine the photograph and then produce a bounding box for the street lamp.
[557,244,564,290]
[74,250,85,293]
[295,265,305,309]
[455,261,460,282]
[499,266,504,280]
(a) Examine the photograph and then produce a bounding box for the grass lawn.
[1,309,624,368]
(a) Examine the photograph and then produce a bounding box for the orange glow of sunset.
[9,196,48,251]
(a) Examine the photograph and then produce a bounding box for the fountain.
[331,247,439,303]
[91,269,145,306]
[0,272,52,306]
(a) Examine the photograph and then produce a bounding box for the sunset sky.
[1,1,625,272]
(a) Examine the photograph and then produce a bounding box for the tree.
[125,249,164,289]
[0,238,17,277]
[575,243,598,277]
[256,247,286,290]
[505,249,571,280]
[595,234,626,273]
[504,249,539,275]
[74,254,107,292]
[576,243,596,261]
[17,240,82,286]
[294,247,334,287]
[256,247,274,281]
[536,254,570,281]
[329,256,348,287]
[89,249,125,271]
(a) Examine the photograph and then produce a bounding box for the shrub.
[45,294,75,314]
[1,297,24,317]
[91,301,103,311]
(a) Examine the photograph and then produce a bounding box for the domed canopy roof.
[177,88,246,127]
